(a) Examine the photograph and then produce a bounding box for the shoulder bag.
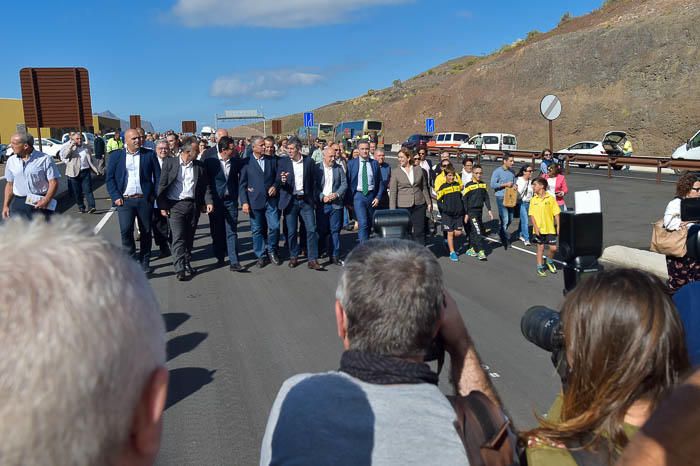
[650,216,687,257]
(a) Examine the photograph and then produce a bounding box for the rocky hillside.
[260,0,699,155]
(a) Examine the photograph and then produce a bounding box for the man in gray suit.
[316,146,347,265]
[60,132,100,213]
[157,137,213,281]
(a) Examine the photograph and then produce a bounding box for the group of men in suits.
[105,130,385,278]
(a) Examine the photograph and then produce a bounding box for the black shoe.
[79,208,86,214]
[217,257,226,265]
[158,248,171,259]
[307,260,323,271]
[229,263,243,272]
[88,207,97,214]
[270,252,282,266]
[288,257,299,268]
[257,257,268,268]
[330,256,344,266]
[176,271,187,281]
[185,263,197,276]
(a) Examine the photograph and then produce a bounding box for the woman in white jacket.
[515,164,535,246]
[664,173,700,292]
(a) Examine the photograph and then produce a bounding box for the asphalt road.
[4,158,678,465]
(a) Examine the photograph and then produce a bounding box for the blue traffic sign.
[425,118,435,133]
[303,112,314,128]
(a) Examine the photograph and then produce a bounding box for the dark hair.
[517,164,532,177]
[676,173,699,198]
[541,149,552,156]
[503,151,514,162]
[443,166,456,176]
[472,164,483,171]
[526,269,690,453]
[462,157,474,166]
[548,163,561,175]
[532,176,548,189]
[217,136,235,153]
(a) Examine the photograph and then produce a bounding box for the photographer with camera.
[260,239,499,465]
[522,269,690,466]
[663,173,700,292]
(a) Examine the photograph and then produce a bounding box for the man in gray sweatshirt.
[260,239,500,465]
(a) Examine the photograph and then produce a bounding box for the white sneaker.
[523,240,531,246]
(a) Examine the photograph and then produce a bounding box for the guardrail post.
[656,161,661,184]
[607,160,612,179]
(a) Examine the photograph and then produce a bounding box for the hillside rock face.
[274,0,699,155]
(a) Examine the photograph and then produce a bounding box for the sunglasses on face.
[525,169,533,172]
[691,187,700,192]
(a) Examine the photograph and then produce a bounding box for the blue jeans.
[317,204,343,258]
[284,198,318,260]
[353,192,375,242]
[210,199,239,265]
[519,201,530,241]
[250,202,280,259]
[496,197,514,241]
[116,197,152,264]
[68,169,95,210]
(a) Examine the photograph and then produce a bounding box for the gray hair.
[0,218,166,465]
[287,138,302,150]
[374,148,385,156]
[250,135,264,146]
[155,138,169,148]
[335,239,444,357]
[12,132,34,147]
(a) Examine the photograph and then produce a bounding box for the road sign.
[224,109,262,119]
[271,119,282,135]
[425,118,435,133]
[182,120,196,133]
[130,115,141,129]
[303,112,314,128]
[540,94,562,121]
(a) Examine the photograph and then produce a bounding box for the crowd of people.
[1,217,698,466]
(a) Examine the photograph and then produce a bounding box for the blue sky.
[3,0,603,131]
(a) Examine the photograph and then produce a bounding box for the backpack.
[449,391,523,466]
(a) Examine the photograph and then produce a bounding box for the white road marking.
[93,210,114,234]
[483,235,567,266]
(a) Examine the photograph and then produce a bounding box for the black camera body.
[681,199,700,260]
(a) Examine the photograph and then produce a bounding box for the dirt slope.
[265,0,700,155]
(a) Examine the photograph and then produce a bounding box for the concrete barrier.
[601,245,668,280]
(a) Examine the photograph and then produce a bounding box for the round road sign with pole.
[540,94,562,154]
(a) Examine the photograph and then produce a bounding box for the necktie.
[361,160,369,195]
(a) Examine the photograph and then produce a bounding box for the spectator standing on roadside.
[474,132,483,152]
[663,173,700,292]
[106,129,124,153]
[374,148,391,210]
[2,132,60,221]
[539,149,555,177]
[166,133,182,157]
[462,165,493,261]
[490,153,517,245]
[622,136,634,171]
[311,138,324,164]
[260,239,499,466]
[369,141,377,158]
[106,128,161,275]
[436,167,464,261]
[139,128,155,151]
[277,138,288,157]
[60,132,100,214]
[0,218,168,466]
[94,130,106,174]
[515,164,535,246]
[525,269,689,466]
[197,140,208,160]
[347,141,384,243]
[460,157,473,189]
[544,163,568,210]
[389,148,432,245]
[316,145,347,265]
[529,177,560,277]
[152,140,171,258]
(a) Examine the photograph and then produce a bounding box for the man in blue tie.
[346,141,384,243]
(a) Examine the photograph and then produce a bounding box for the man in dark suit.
[239,135,281,268]
[346,140,384,243]
[316,145,347,265]
[106,128,161,274]
[200,128,229,161]
[375,148,391,210]
[204,136,243,272]
[278,138,322,270]
[157,137,213,281]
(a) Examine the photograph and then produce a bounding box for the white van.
[672,129,700,162]
[427,132,470,154]
[460,133,517,150]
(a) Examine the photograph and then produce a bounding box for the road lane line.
[94,210,114,234]
[483,236,567,266]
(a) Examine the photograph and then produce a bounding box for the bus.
[334,120,384,145]
[295,122,334,141]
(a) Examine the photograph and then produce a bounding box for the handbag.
[503,187,518,208]
[650,217,687,257]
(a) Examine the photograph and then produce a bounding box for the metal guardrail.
[428,147,700,183]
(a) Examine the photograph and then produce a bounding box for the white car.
[672,129,700,162]
[557,141,605,168]
[4,138,64,159]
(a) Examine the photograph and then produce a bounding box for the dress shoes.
[330,256,344,266]
[217,257,226,265]
[176,271,187,281]
[288,257,299,268]
[185,263,197,276]
[158,248,171,259]
[307,260,323,271]
[229,263,243,272]
[257,257,268,268]
[269,252,282,266]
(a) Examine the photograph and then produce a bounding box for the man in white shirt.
[152,140,172,258]
[60,132,99,213]
[157,137,213,281]
[315,146,347,264]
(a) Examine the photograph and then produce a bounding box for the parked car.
[402,134,432,151]
[61,132,95,147]
[671,129,700,173]
[601,130,627,171]
[36,138,63,158]
[459,133,517,160]
[427,132,470,155]
[557,141,605,168]
[0,144,7,163]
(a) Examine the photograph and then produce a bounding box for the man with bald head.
[201,128,230,161]
[106,128,162,274]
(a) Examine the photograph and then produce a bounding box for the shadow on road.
[166,367,216,410]
[167,331,208,361]
[162,312,190,332]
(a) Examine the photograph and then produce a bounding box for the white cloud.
[210,69,324,99]
[172,0,412,28]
